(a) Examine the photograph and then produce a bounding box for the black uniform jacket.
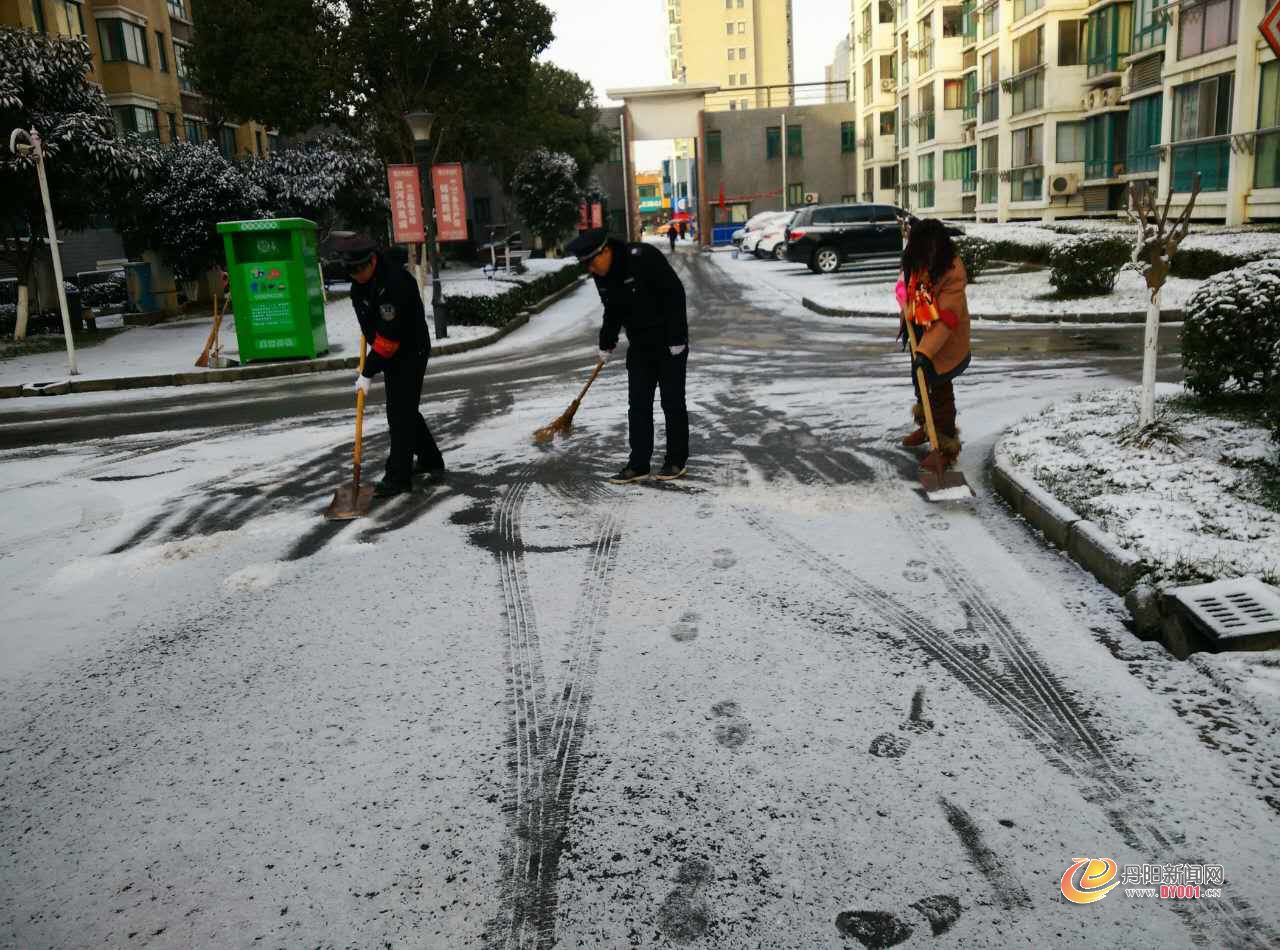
[351,253,431,377]
[594,240,688,351]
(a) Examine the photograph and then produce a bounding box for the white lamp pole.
[10,128,78,375]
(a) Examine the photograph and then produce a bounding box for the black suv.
[785,203,907,274]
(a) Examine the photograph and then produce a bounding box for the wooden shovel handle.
[354,336,367,487]
[902,311,941,454]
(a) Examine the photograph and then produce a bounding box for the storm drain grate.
[1169,577,1280,644]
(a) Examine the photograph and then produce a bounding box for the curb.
[1,276,587,400]
[991,446,1146,598]
[801,297,1184,324]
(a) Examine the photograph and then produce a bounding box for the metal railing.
[702,81,852,111]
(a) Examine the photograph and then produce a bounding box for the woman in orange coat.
[897,219,972,472]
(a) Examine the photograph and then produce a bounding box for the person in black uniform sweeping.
[565,227,689,484]
[341,236,445,497]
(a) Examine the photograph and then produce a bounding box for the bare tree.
[1124,175,1201,427]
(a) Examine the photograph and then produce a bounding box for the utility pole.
[781,113,788,211]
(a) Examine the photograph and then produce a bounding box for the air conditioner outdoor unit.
[1105,86,1123,107]
[1049,173,1079,197]
[803,192,820,204]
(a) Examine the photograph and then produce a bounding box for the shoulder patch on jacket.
[631,247,642,256]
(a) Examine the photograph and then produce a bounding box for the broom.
[533,358,605,443]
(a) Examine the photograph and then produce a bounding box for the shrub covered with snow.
[1048,234,1131,296]
[954,236,993,282]
[443,263,583,327]
[1182,259,1280,398]
[510,150,581,252]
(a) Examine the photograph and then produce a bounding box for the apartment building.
[2,0,273,158]
[664,0,795,110]
[850,0,1276,223]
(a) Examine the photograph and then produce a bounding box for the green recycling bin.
[216,218,328,362]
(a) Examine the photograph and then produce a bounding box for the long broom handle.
[354,335,367,487]
[572,359,605,405]
[902,313,941,454]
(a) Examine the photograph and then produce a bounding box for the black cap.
[565,228,610,262]
[335,234,377,268]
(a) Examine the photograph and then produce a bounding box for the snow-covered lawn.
[961,220,1280,259]
[999,386,1280,587]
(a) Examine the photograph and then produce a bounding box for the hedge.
[1183,258,1280,399]
[442,263,583,328]
[985,228,1270,279]
[954,236,993,282]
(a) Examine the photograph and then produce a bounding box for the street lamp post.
[404,110,448,340]
[9,128,78,375]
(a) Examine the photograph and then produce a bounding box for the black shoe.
[374,479,412,498]
[415,458,445,474]
[608,465,650,484]
[655,463,687,481]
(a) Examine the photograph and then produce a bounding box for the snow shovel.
[324,336,375,520]
[533,358,605,443]
[902,317,974,502]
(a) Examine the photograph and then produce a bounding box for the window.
[729,48,736,60]
[219,125,237,159]
[1085,112,1128,179]
[1010,34,1044,115]
[111,105,158,139]
[729,74,737,86]
[99,19,150,65]
[942,5,963,36]
[787,183,805,207]
[740,98,749,110]
[918,153,935,208]
[1178,0,1237,59]
[608,131,622,163]
[980,135,999,202]
[1056,120,1085,161]
[980,49,1000,124]
[1014,27,1044,72]
[1087,4,1132,77]
[1126,93,1163,174]
[167,0,188,17]
[1257,62,1280,188]
[740,47,747,57]
[766,126,781,158]
[32,0,46,32]
[880,110,897,135]
[156,31,168,71]
[1133,0,1167,51]
[787,124,803,157]
[943,146,977,185]
[184,118,203,142]
[841,121,857,153]
[1172,73,1233,189]
[51,1,84,36]
[919,82,936,141]
[268,133,280,152]
[707,129,723,162]
[1013,0,1043,19]
[882,53,896,81]
[1058,20,1085,66]
[880,0,895,22]
[255,129,264,155]
[1010,166,1042,200]
[879,165,899,189]
[166,111,177,143]
[740,72,747,85]
[1012,124,1043,165]
[173,42,193,90]
[981,0,1000,39]
[738,20,746,33]
[726,23,734,34]
[944,78,964,109]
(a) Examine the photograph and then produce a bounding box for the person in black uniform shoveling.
[342,236,445,497]
[565,227,689,484]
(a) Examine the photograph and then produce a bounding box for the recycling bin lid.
[216,218,318,234]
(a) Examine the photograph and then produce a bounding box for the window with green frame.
[918,153,936,207]
[1126,93,1162,174]
[99,18,150,65]
[766,126,781,159]
[184,118,203,142]
[1084,112,1127,179]
[1012,0,1042,21]
[980,135,999,202]
[1056,120,1085,162]
[32,0,47,32]
[841,121,857,153]
[1132,0,1166,51]
[706,129,723,163]
[786,124,803,158]
[1255,61,1280,189]
[943,146,974,179]
[1172,74,1233,190]
[1086,4,1132,79]
[110,105,158,139]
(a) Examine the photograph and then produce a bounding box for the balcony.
[1126,146,1160,175]
[858,27,873,46]
[911,110,936,141]
[978,84,999,124]
[912,41,935,73]
[1169,136,1231,191]
[1087,50,1124,82]
[1085,158,1126,180]
[917,182,936,207]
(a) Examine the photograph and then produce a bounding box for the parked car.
[735,210,786,253]
[756,212,796,261]
[785,203,908,274]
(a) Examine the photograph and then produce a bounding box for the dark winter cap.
[565,228,610,262]
[336,234,377,268]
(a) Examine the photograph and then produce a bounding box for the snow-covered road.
[1,247,1276,949]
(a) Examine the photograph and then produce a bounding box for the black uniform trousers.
[383,352,444,484]
[626,344,689,471]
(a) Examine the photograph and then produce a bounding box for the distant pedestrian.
[678,220,688,241]
[565,227,690,483]
[667,223,678,253]
[341,236,445,497]
[896,218,971,473]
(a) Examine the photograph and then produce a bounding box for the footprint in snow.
[657,857,713,944]
[710,700,750,749]
[835,895,962,947]
[712,548,738,570]
[902,559,931,583]
[671,610,700,643]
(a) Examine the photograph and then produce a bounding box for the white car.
[756,212,796,261]
[740,212,788,256]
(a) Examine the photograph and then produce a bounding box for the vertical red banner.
[578,203,590,230]
[387,165,425,244]
[590,202,604,228]
[431,163,469,242]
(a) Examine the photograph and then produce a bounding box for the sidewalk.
[0,260,579,398]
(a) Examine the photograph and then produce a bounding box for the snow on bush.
[954,236,993,282]
[1182,259,1280,398]
[1001,387,1280,587]
[1048,233,1131,296]
[510,149,580,252]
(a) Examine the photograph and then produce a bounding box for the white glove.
[354,374,372,395]
[597,348,613,364]
[669,344,687,356]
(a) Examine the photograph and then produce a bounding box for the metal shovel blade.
[324,481,374,520]
[920,468,974,502]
